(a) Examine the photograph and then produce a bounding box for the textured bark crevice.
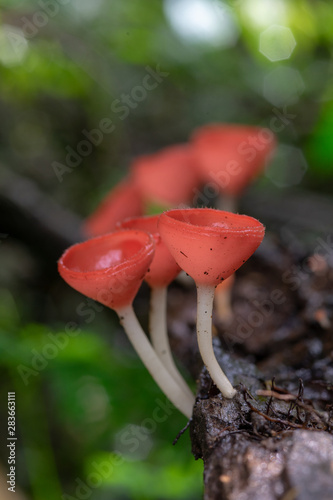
[190,351,333,500]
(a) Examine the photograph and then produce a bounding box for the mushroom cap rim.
[116,215,161,242]
[58,229,155,280]
[159,208,265,236]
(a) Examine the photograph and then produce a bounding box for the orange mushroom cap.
[158,208,264,286]
[191,124,276,196]
[58,230,154,310]
[83,178,144,238]
[118,215,181,288]
[131,144,200,207]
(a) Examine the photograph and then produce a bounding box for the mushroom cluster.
[83,123,275,322]
[59,121,272,418]
[58,208,265,416]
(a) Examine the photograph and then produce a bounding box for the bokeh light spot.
[0,25,28,67]
[114,424,154,461]
[260,25,296,61]
[164,0,239,47]
[264,66,304,107]
[265,144,308,188]
[70,0,104,19]
[242,0,287,28]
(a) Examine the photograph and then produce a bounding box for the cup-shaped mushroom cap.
[191,124,276,196]
[58,230,154,310]
[131,144,200,207]
[158,208,264,286]
[84,178,143,237]
[118,215,181,288]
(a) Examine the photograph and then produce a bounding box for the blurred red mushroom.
[83,178,144,238]
[214,275,235,324]
[159,208,265,398]
[58,229,193,418]
[191,123,275,321]
[191,123,276,212]
[131,144,200,209]
[118,215,194,401]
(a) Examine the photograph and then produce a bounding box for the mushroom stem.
[117,305,194,418]
[149,286,194,400]
[196,284,237,399]
[214,275,234,324]
[216,192,237,213]
[214,292,233,324]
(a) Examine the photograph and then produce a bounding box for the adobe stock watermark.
[52,65,169,183]
[16,267,143,385]
[220,233,333,351]
[192,127,274,206]
[20,0,70,39]
[191,105,296,207]
[222,288,286,350]
[16,298,103,385]
[282,233,333,292]
[61,397,175,500]
[61,453,124,500]
[115,397,175,458]
[5,0,70,58]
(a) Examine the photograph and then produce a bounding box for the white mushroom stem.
[196,284,237,399]
[116,305,194,419]
[149,286,194,400]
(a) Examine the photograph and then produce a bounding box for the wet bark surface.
[169,234,333,500]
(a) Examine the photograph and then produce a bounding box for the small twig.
[173,419,191,445]
[240,383,255,400]
[244,390,305,429]
[298,378,304,401]
[294,379,304,423]
[265,377,275,416]
[258,390,296,401]
[258,385,328,429]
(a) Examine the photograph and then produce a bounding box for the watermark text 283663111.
[7,392,16,493]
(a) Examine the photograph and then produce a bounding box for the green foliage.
[87,450,202,500]
[307,102,333,175]
[0,291,201,499]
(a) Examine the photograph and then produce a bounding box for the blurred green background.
[0,1,333,499]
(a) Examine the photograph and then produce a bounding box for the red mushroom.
[191,123,276,212]
[191,123,275,321]
[131,144,200,209]
[159,208,265,398]
[83,178,144,238]
[58,230,193,418]
[118,215,194,401]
